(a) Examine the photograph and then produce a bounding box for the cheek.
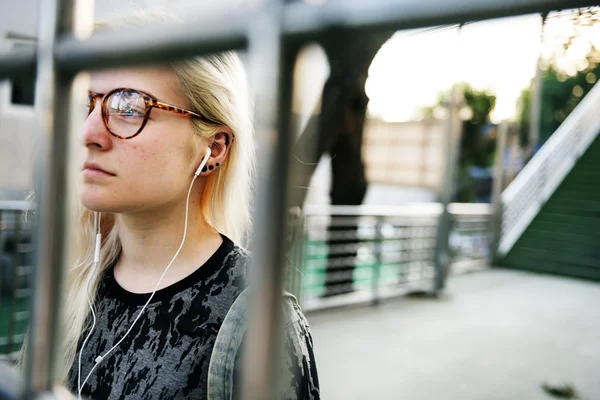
[124,140,189,183]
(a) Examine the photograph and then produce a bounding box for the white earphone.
[195,147,212,176]
[78,147,212,399]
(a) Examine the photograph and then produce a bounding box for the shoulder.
[279,293,321,400]
[209,235,251,297]
[222,238,251,281]
[208,291,320,400]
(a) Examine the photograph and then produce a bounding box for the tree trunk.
[290,31,393,296]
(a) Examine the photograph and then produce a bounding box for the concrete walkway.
[306,269,600,400]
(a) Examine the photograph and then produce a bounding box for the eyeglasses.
[87,87,217,139]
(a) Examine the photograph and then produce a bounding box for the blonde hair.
[34,12,255,382]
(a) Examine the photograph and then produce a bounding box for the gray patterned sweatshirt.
[68,235,320,399]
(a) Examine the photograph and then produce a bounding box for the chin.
[80,188,120,213]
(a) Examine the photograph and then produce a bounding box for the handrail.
[0,201,29,211]
[290,202,493,310]
[302,202,492,217]
[499,81,600,256]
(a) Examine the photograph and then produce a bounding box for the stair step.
[503,249,599,267]
[513,238,600,259]
[550,187,600,198]
[534,213,599,226]
[501,259,600,281]
[541,204,600,216]
[528,220,600,235]
[507,245,600,267]
[520,229,600,245]
[544,198,600,210]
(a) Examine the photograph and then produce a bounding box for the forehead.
[90,66,184,104]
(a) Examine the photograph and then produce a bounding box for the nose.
[81,103,112,151]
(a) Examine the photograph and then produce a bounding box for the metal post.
[242,1,299,398]
[286,206,302,298]
[9,211,24,356]
[433,23,464,294]
[527,12,548,160]
[433,83,463,294]
[372,216,383,305]
[24,0,79,393]
[295,213,307,303]
[491,121,508,265]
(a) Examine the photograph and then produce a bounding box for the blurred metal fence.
[288,203,492,311]
[0,200,492,355]
[0,201,32,361]
[0,0,594,396]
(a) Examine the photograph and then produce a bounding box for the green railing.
[0,201,32,361]
[288,203,492,311]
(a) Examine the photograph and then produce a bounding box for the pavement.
[307,268,600,400]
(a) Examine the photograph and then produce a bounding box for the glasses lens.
[105,90,147,138]
[87,93,95,116]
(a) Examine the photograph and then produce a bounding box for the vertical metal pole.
[24,0,77,393]
[8,211,23,355]
[242,1,299,398]
[296,213,306,304]
[371,216,383,305]
[527,12,548,160]
[286,207,301,298]
[433,83,463,293]
[433,24,463,294]
[491,121,508,264]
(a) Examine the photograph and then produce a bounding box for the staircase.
[498,82,600,280]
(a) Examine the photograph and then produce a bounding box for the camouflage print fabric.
[68,235,320,399]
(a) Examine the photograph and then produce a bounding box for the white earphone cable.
[78,212,102,399]
[77,148,210,397]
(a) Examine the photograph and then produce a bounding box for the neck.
[114,183,221,277]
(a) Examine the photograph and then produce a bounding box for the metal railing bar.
[24,0,78,392]
[282,0,597,39]
[54,17,249,74]
[240,2,294,398]
[0,334,26,346]
[303,203,493,217]
[303,203,443,217]
[1,0,597,80]
[0,46,36,81]
[0,201,29,211]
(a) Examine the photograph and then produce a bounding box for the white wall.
[0,0,39,198]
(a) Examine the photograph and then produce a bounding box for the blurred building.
[0,0,38,200]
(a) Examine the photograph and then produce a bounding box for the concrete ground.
[307,269,600,400]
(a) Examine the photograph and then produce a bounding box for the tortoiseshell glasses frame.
[87,87,217,139]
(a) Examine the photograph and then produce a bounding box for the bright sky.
[364,10,600,123]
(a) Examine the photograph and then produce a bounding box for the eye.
[108,91,146,117]
[86,93,94,115]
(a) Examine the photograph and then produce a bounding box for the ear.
[198,127,234,176]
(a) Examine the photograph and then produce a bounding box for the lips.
[83,161,115,176]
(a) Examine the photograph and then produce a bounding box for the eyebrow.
[88,88,160,99]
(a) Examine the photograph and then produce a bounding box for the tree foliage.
[519,8,600,147]
[424,85,497,202]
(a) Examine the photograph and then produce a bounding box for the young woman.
[52,14,319,400]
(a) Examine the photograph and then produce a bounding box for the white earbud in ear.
[195,147,212,176]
